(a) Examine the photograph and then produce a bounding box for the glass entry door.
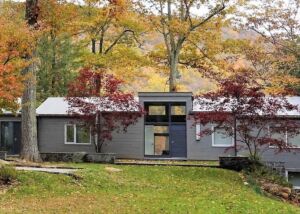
[145,125,169,156]
[0,122,21,155]
[154,134,169,156]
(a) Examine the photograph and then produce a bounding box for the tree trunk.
[21,58,40,161]
[233,115,237,156]
[95,111,102,153]
[21,0,40,162]
[92,39,96,54]
[169,51,179,92]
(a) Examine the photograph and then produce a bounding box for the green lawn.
[0,164,299,214]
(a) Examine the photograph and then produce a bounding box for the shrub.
[244,163,291,187]
[0,165,17,185]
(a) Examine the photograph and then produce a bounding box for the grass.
[0,164,299,214]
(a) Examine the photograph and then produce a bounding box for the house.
[0,92,300,188]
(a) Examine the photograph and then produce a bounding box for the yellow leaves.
[265,74,300,95]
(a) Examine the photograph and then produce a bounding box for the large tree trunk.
[21,59,40,161]
[169,51,179,92]
[21,0,40,162]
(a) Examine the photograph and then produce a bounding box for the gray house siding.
[0,115,21,122]
[186,120,235,160]
[38,117,95,153]
[261,150,300,169]
[38,117,144,158]
[101,118,144,159]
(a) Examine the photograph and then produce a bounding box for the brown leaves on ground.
[259,179,300,206]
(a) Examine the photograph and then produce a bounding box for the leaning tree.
[66,67,143,152]
[193,69,300,161]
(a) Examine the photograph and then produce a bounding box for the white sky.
[7,0,300,21]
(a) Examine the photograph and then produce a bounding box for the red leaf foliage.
[193,70,300,160]
[66,67,144,152]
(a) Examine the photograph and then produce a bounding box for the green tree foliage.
[37,35,84,102]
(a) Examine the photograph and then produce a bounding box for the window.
[287,171,300,189]
[269,126,300,148]
[65,124,91,144]
[76,125,91,144]
[269,127,287,142]
[145,103,169,123]
[288,132,300,148]
[171,106,186,115]
[66,125,75,143]
[145,125,169,156]
[149,106,166,115]
[196,123,201,141]
[212,127,233,147]
[171,104,186,122]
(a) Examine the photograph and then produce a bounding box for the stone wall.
[219,156,251,171]
[85,153,116,164]
[40,152,116,164]
[40,152,87,163]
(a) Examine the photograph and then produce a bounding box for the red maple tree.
[66,67,143,152]
[193,70,300,161]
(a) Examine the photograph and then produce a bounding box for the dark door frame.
[0,121,21,155]
[144,102,187,158]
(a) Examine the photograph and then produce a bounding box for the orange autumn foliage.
[0,5,37,113]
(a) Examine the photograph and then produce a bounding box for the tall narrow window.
[66,125,75,143]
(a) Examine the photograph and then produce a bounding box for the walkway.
[115,159,219,168]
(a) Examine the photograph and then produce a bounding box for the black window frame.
[144,101,187,157]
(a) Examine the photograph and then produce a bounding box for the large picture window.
[65,124,91,144]
[269,126,300,148]
[288,132,300,148]
[212,127,234,147]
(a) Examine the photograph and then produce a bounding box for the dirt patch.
[105,167,122,173]
[0,181,17,195]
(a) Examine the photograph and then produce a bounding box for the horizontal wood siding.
[38,117,144,158]
[187,119,235,160]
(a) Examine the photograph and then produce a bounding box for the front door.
[170,124,187,158]
[0,122,21,155]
